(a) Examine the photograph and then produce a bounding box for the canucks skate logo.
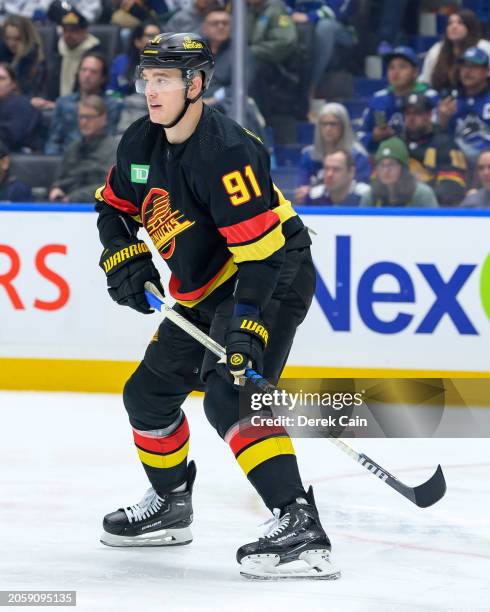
[142,188,195,260]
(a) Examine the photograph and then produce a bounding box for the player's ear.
[189,72,204,97]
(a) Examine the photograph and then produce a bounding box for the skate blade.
[100,526,192,547]
[239,549,341,581]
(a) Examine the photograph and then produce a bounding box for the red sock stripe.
[132,417,190,455]
[226,421,288,456]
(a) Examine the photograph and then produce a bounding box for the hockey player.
[95,32,339,580]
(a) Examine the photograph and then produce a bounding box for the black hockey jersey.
[95,106,308,310]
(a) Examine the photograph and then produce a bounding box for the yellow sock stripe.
[136,440,189,469]
[228,224,285,263]
[236,436,295,475]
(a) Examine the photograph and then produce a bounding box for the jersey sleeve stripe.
[217,210,280,245]
[99,166,139,215]
[228,223,285,263]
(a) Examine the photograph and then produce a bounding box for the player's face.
[459,63,488,90]
[141,68,188,124]
[324,152,352,192]
[477,152,490,191]
[387,58,417,90]
[377,159,402,186]
[446,14,468,43]
[319,113,343,146]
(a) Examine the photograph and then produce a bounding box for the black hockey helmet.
[138,32,215,92]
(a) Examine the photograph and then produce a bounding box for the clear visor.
[135,67,188,94]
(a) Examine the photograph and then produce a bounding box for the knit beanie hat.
[375,137,409,167]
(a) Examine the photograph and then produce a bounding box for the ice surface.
[0,392,489,612]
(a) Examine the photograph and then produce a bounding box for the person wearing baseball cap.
[438,46,490,161]
[360,137,438,207]
[403,92,467,206]
[358,46,438,153]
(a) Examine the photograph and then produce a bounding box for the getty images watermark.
[238,378,490,439]
[246,387,368,433]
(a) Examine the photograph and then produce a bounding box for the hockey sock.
[132,412,190,496]
[225,421,306,511]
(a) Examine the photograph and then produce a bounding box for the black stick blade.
[412,464,447,508]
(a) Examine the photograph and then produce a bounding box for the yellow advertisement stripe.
[137,440,189,468]
[236,436,295,475]
[0,359,488,393]
[229,224,285,263]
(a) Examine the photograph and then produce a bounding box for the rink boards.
[0,204,489,391]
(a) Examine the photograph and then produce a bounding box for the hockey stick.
[144,282,447,508]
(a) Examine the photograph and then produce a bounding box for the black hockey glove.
[99,240,164,314]
[217,308,269,386]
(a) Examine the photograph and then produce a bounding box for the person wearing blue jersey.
[358,46,438,154]
[438,47,490,163]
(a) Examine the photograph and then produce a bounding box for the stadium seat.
[274,144,304,167]
[271,167,297,200]
[10,155,62,201]
[354,78,386,98]
[88,25,121,66]
[408,35,439,53]
[343,98,369,120]
[297,122,314,145]
[36,23,57,55]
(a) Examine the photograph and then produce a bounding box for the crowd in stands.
[0,0,489,209]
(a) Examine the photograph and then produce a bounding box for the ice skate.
[100,461,196,547]
[237,486,340,580]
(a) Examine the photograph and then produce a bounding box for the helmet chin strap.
[160,81,205,130]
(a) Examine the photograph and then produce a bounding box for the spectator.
[304,149,369,206]
[49,95,118,203]
[286,0,356,97]
[420,9,490,92]
[47,0,103,24]
[1,1,51,21]
[201,7,265,138]
[0,139,32,202]
[39,4,101,103]
[358,46,438,153]
[164,0,219,32]
[361,137,438,207]
[461,149,490,208]
[0,15,46,97]
[438,47,490,163]
[108,20,160,96]
[296,102,370,203]
[403,91,467,207]
[375,0,412,54]
[44,52,123,155]
[110,0,157,28]
[0,63,42,152]
[247,0,297,125]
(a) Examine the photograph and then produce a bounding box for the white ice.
[0,392,489,612]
